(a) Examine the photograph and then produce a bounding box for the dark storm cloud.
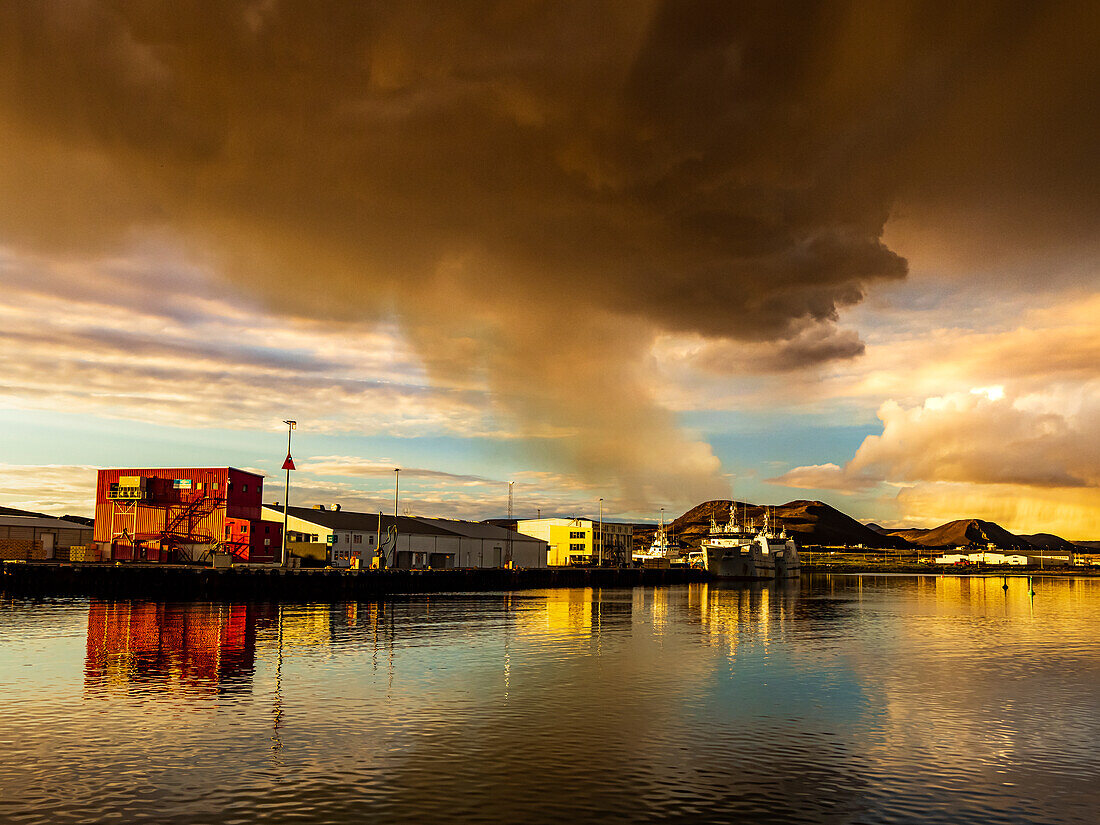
[686,324,866,375]
[0,1,1096,503]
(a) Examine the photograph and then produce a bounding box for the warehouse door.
[41,533,55,560]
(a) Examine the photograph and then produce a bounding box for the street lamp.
[394,468,400,517]
[280,420,297,568]
[598,497,604,566]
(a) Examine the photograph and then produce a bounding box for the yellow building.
[515,518,633,566]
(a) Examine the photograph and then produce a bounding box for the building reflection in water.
[512,588,636,648]
[80,585,810,704]
[84,600,271,696]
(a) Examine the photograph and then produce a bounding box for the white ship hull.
[703,544,774,579]
[702,535,800,580]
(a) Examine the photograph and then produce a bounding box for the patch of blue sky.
[0,407,516,484]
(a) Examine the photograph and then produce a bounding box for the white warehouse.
[262,504,548,569]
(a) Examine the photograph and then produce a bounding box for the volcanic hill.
[663,500,911,550]
[886,519,1030,549]
[630,502,1080,554]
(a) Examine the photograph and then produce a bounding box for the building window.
[369,535,374,544]
[570,543,585,551]
[569,531,585,539]
[242,524,248,533]
[265,525,270,533]
[353,535,362,544]
[242,484,248,493]
[224,526,230,539]
[264,539,270,546]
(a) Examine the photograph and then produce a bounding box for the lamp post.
[394,468,400,517]
[598,497,604,566]
[280,420,296,568]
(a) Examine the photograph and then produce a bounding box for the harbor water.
[1,575,1098,823]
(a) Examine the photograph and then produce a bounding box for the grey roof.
[417,517,545,542]
[0,515,94,530]
[263,505,464,536]
[264,506,552,542]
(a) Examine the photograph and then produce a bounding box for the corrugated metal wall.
[93,468,275,563]
[94,468,229,543]
[95,468,240,543]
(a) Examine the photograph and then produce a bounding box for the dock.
[1,561,709,599]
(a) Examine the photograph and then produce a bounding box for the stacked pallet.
[0,539,37,561]
[69,544,101,563]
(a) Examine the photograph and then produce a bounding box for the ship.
[633,511,678,566]
[701,505,800,580]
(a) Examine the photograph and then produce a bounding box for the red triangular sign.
[282,454,296,471]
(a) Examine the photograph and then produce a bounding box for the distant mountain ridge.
[886,519,1030,550]
[638,501,1085,552]
[1017,533,1080,552]
[665,499,910,550]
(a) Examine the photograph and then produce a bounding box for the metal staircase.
[132,492,227,561]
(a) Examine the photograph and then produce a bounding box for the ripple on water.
[1,579,1099,823]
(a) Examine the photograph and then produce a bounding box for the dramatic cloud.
[851,393,1098,489]
[653,322,865,378]
[773,388,1100,538]
[304,456,489,486]
[1,2,1098,508]
[265,459,621,522]
[0,246,493,436]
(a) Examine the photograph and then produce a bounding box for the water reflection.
[84,600,266,696]
[0,577,1097,824]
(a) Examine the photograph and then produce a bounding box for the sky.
[0,1,1097,538]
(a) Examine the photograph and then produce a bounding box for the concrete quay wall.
[1,562,709,599]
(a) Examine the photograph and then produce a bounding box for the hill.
[667,500,910,550]
[632,502,1072,555]
[888,519,1029,549]
[1019,533,1079,551]
[0,505,50,518]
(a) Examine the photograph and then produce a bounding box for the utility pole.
[280,420,296,568]
[393,468,400,568]
[507,481,514,567]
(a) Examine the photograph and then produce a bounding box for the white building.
[967,551,1028,565]
[416,518,547,568]
[934,551,1039,566]
[261,505,547,569]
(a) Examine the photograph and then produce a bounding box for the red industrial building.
[93,467,282,564]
